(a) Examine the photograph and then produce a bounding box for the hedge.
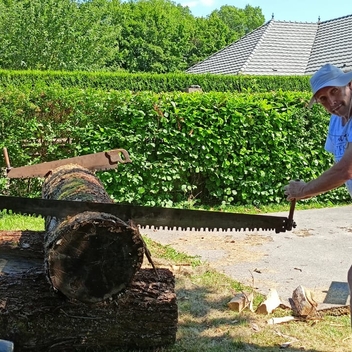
[0,85,348,207]
[0,69,311,93]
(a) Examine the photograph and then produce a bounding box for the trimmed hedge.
[0,69,311,93]
[0,85,348,207]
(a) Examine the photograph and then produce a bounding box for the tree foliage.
[214,5,265,37]
[0,0,118,70]
[0,0,265,72]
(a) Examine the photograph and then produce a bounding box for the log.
[0,230,178,351]
[0,230,45,257]
[41,164,145,303]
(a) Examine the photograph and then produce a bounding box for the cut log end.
[46,211,144,303]
[291,285,318,317]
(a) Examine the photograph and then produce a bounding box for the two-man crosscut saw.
[0,195,297,233]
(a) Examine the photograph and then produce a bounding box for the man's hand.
[283,180,309,201]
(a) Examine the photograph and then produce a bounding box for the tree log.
[0,230,45,257]
[0,230,177,351]
[41,164,145,303]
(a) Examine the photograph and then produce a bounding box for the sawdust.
[337,226,352,233]
[294,228,314,237]
[162,232,274,267]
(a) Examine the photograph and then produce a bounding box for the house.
[186,14,352,75]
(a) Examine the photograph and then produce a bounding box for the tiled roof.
[306,15,352,73]
[186,14,352,75]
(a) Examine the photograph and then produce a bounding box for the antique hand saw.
[0,196,297,233]
[3,147,131,178]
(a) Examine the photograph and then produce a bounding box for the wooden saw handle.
[287,198,296,231]
[3,147,11,171]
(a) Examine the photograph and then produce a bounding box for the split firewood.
[256,288,281,314]
[267,316,298,325]
[228,292,254,313]
[291,285,318,317]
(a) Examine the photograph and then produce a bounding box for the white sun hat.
[308,63,352,108]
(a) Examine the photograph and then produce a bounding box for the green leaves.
[0,0,118,71]
[0,0,267,73]
[0,87,347,206]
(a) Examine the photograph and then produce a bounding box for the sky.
[177,0,352,23]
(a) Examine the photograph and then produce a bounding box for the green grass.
[0,210,44,231]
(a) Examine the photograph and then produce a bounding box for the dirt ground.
[157,231,274,265]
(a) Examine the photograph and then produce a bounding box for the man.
[283,63,352,325]
[284,63,352,200]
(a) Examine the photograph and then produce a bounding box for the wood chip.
[291,285,318,317]
[256,288,281,315]
[267,316,297,325]
[227,292,253,313]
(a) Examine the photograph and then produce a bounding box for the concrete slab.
[323,281,349,305]
[141,205,352,309]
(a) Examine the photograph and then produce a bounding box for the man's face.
[315,83,352,117]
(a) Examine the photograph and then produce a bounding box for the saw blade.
[0,196,295,233]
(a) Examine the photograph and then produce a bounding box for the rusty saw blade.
[3,148,131,179]
[0,195,296,233]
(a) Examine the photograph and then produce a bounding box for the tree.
[184,15,234,68]
[212,5,265,38]
[0,0,118,70]
[0,0,265,73]
[110,0,196,73]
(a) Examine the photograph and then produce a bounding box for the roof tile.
[186,14,352,75]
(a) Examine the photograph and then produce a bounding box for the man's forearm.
[303,158,352,197]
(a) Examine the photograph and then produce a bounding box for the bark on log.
[0,230,45,257]
[0,230,178,351]
[41,164,145,303]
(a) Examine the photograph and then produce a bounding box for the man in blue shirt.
[283,63,352,325]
